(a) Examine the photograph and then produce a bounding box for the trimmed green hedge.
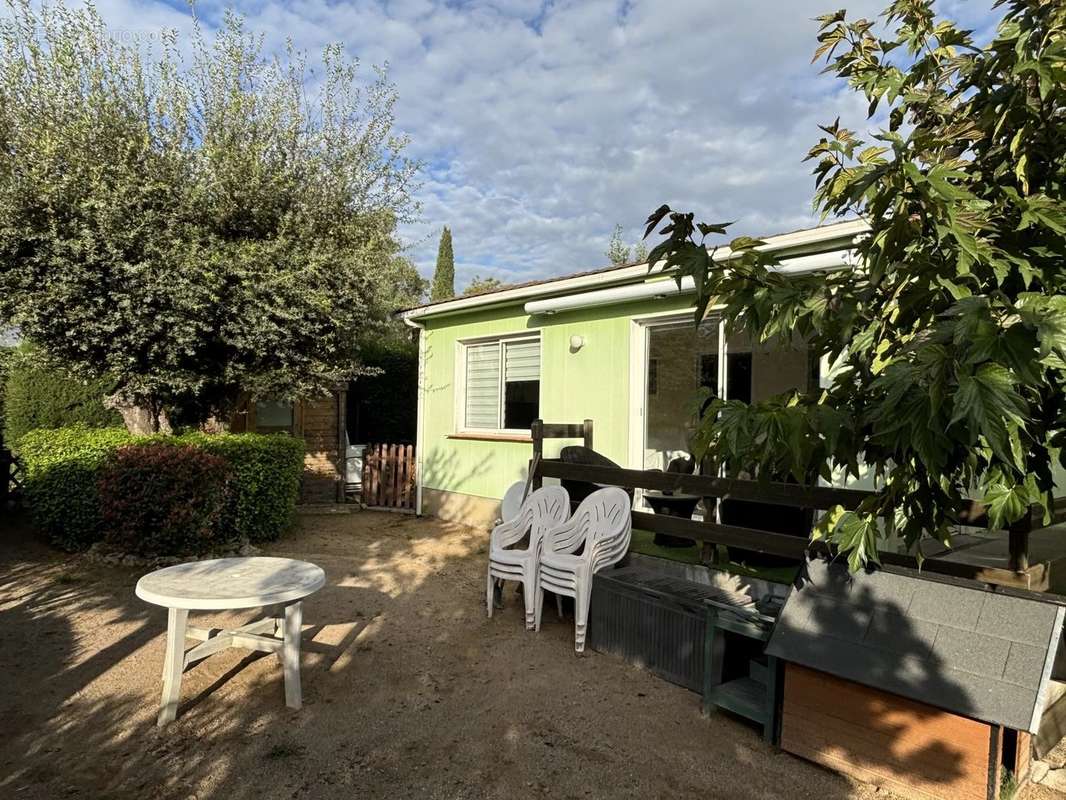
[19,427,135,550]
[181,433,305,543]
[19,427,305,552]
[4,358,122,446]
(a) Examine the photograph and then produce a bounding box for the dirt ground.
[0,509,1062,800]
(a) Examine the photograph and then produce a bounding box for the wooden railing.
[361,443,416,511]
[527,419,1065,594]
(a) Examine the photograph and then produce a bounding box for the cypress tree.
[430,227,455,301]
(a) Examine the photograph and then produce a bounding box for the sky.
[89,0,997,290]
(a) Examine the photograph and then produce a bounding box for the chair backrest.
[546,487,631,563]
[584,487,632,557]
[500,481,527,523]
[515,485,570,542]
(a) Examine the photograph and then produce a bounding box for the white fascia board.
[523,249,856,315]
[397,219,870,322]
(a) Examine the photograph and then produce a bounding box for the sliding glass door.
[641,316,812,474]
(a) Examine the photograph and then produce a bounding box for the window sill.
[446,432,533,443]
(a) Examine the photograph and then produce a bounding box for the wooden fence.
[527,419,1066,594]
[361,443,416,510]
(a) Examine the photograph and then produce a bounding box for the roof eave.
[397,218,870,322]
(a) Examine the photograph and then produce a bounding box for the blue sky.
[92,0,997,289]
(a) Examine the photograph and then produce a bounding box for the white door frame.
[627,309,727,481]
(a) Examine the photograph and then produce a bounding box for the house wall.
[419,295,692,519]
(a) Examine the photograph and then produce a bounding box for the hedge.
[100,443,231,557]
[180,432,305,544]
[19,427,305,552]
[18,427,134,550]
[4,357,122,446]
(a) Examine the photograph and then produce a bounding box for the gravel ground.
[0,509,1061,800]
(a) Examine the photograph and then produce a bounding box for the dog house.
[767,558,1065,800]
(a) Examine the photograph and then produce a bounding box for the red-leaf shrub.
[99,443,231,557]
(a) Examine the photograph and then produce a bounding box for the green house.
[399,219,867,527]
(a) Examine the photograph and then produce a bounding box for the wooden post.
[1009,515,1031,573]
[582,418,594,450]
[335,386,347,503]
[531,419,544,491]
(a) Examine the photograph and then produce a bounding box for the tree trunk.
[199,415,228,434]
[104,394,172,435]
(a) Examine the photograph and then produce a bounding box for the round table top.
[135,557,326,610]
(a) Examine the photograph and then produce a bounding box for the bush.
[180,433,305,543]
[4,356,122,446]
[99,443,231,557]
[18,427,133,550]
[349,338,417,443]
[0,345,12,446]
[18,427,304,551]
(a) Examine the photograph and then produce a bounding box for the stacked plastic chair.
[486,485,570,630]
[498,481,527,525]
[535,487,632,653]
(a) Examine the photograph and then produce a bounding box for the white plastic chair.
[534,487,632,653]
[487,485,570,629]
[499,481,527,524]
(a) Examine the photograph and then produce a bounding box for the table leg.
[158,607,189,726]
[261,604,282,639]
[282,601,303,709]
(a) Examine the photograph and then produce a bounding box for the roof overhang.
[398,218,869,323]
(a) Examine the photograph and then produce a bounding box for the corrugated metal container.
[587,569,706,692]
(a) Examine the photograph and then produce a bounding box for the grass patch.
[629,529,799,585]
[999,769,1018,800]
[629,528,702,564]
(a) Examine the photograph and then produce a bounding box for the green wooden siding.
[420,295,692,501]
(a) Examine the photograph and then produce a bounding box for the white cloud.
[54,0,999,289]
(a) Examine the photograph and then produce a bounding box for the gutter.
[523,249,857,315]
[403,316,427,516]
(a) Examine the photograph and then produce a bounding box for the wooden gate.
[361,444,416,510]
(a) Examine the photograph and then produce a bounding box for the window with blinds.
[462,336,540,431]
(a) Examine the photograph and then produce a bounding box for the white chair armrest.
[490,516,528,550]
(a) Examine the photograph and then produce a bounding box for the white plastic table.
[135,556,326,726]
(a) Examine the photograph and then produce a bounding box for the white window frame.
[455,333,542,435]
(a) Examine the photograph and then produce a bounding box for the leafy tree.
[382,254,428,312]
[463,275,507,295]
[606,224,648,266]
[430,226,455,301]
[0,1,419,432]
[348,336,419,443]
[644,0,1066,569]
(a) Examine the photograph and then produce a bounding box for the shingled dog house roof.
[766,557,1066,733]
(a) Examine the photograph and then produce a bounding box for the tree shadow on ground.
[0,508,933,800]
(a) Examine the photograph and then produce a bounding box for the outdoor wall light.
[569,334,586,352]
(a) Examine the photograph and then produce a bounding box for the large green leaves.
[645,0,1066,567]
